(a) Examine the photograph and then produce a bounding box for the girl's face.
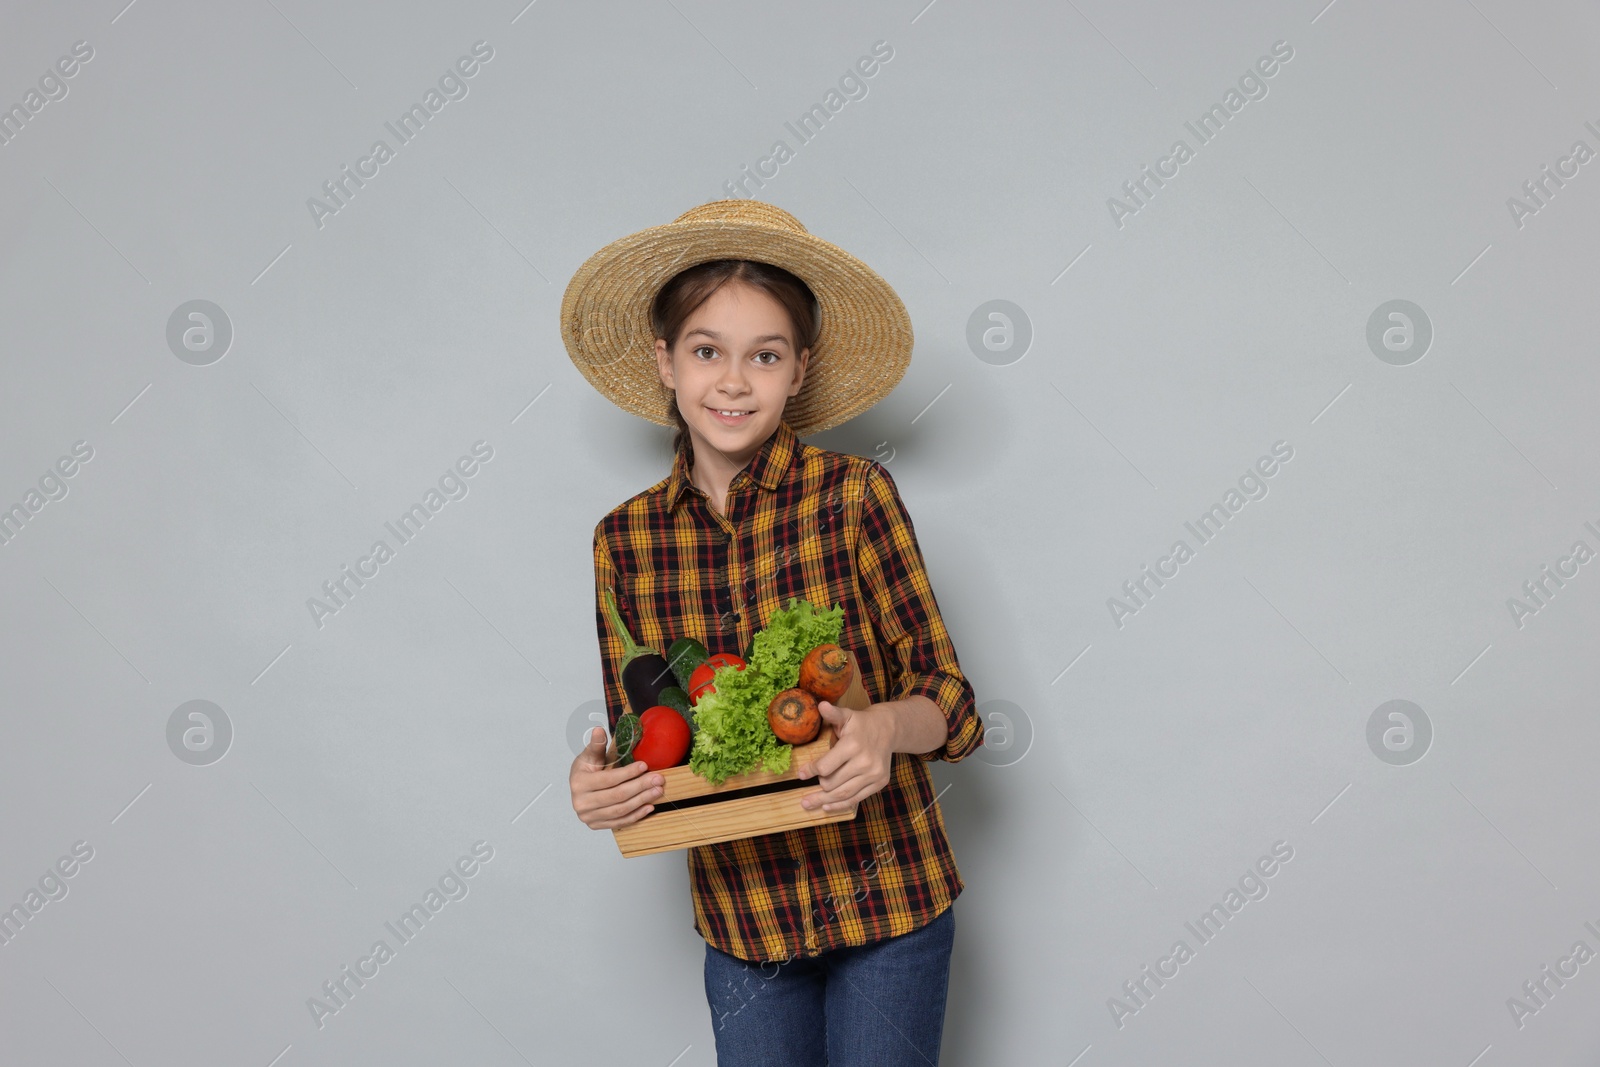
[655,280,810,463]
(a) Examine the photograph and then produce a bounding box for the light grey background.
[2,0,1598,1064]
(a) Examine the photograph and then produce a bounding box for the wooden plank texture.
[611,787,858,858]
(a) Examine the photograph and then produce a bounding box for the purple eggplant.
[601,586,676,718]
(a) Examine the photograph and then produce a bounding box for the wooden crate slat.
[638,728,838,803]
[613,789,858,858]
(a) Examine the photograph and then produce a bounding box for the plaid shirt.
[593,419,982,963]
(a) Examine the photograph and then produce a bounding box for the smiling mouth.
[708,407,755,420]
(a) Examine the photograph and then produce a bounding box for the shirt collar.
[666,419,799,513]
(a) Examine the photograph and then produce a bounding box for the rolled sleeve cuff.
[895,671,983,763]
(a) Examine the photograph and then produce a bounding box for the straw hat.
[560,199,913,438]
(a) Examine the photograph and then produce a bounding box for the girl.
[562,200,983,1067]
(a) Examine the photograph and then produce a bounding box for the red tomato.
[633,706,692,769]
[689,653,746,704]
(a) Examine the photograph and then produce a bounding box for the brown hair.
[651,259,821,458]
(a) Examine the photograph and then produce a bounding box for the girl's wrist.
[873,695,947,755]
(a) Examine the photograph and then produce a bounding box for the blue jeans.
[702,904,955,1066]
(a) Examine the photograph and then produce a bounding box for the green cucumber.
[613,712,642,766]
[666,637,709,690]
[658,686,697,736]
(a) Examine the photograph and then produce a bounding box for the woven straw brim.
[560,201,913,438]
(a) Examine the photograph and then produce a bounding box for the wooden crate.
[613,651,870,858]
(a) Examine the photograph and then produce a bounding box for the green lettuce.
[689,597,845,785]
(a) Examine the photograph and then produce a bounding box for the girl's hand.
[569,727,664,830]
[795,702,895,813]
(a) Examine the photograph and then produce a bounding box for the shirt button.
[719,611,740,633]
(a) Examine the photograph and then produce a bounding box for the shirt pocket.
[750,497,872,649]
[617,568,719,654]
